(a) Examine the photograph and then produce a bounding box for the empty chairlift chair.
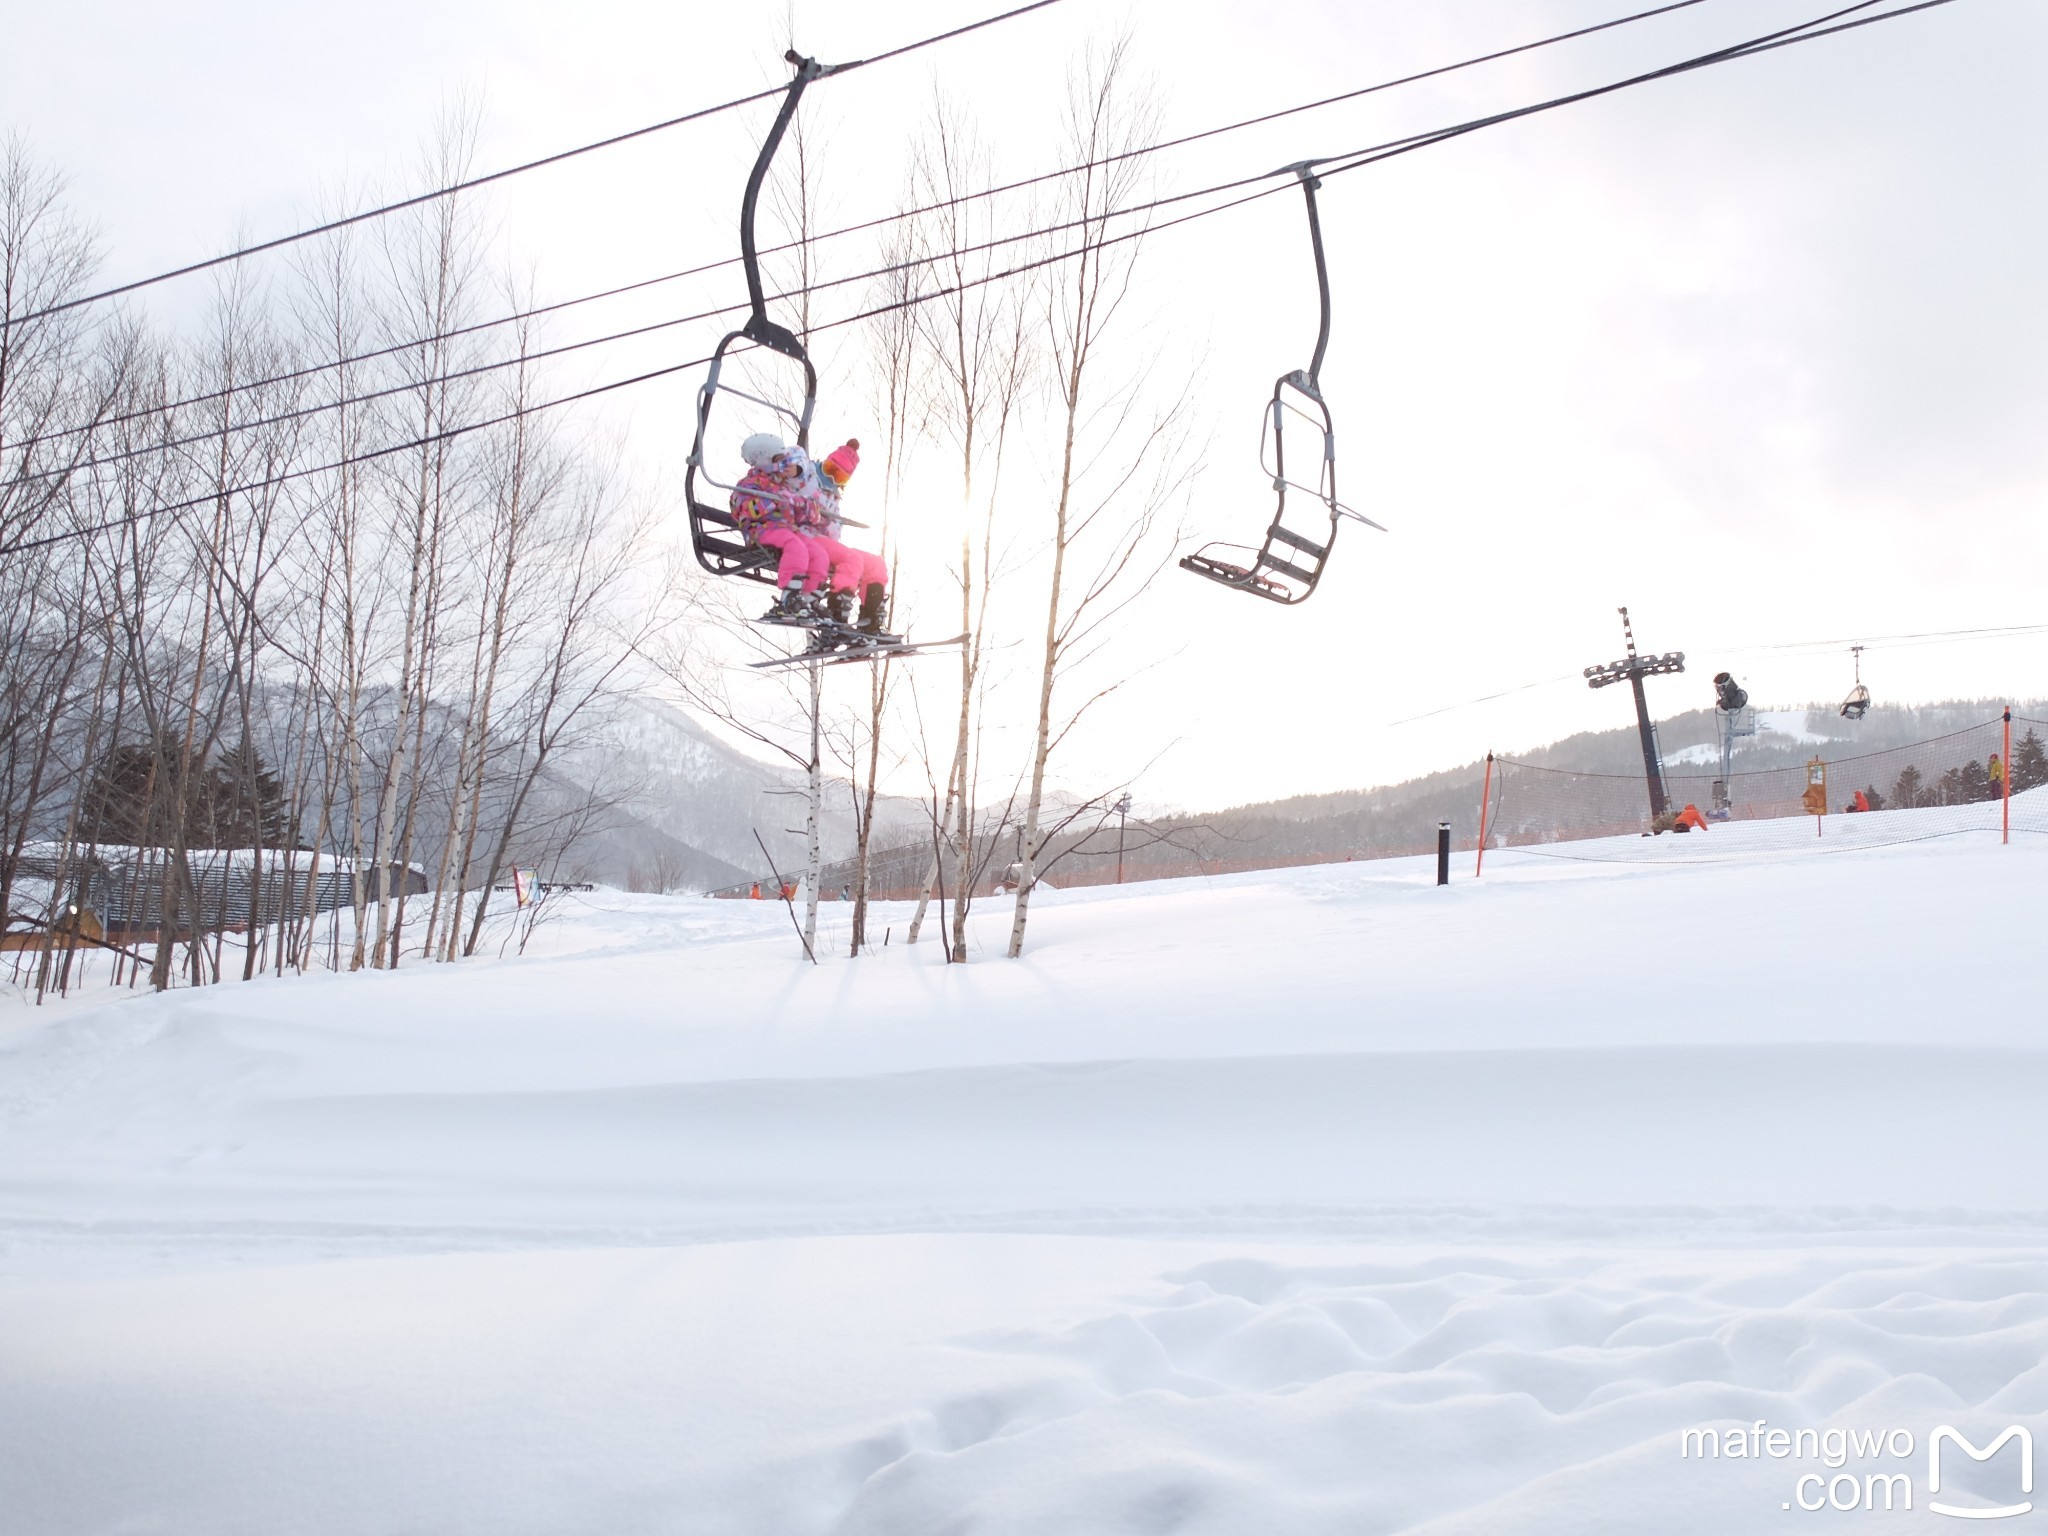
[1180,166,1384,606]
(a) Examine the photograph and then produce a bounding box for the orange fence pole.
[2004,707,2012,845]
[1475,751,1494,877]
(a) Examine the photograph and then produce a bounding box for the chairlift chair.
[1180,166,1384,605]
[685,52,827,586]
[1840,644,1871,720]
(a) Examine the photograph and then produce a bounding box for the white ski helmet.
[740,432,786,468]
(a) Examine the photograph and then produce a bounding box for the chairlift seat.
[1179,545,1298,603]
[690,497,778,579]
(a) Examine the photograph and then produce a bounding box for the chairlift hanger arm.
[739,52,831,360]
[1279,163,1334,391]
[686,48,832,584]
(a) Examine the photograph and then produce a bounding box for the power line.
[11,0,1074,325]
[2,0,1966,558]
[6,0,1736,453]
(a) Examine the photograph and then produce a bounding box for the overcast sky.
[7,0,2043,810]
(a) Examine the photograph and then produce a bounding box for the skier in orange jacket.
[1673,803,1709,833]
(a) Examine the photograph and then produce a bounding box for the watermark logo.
[1681,1420,2034,1517]
[1930,1425,2032,1520]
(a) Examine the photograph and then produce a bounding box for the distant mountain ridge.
[563,698,930,891]
[584,697,2044,891]
[1105,698,2047,876]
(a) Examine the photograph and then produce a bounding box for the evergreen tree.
[75,734,300,850]
[1890,764,1923,809]
[1959,759,1993,803]
[2013,729,2048,794]
[1861,785,1885,811]
[1936,766,1965,805]
[77,739,194,846]
[214,735,302,848]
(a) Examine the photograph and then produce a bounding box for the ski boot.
[760,586,816,624]
[855,585,901,646]
[825,589,857,629]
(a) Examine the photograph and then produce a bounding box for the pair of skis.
[749,617,967,670]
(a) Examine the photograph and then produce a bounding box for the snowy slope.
[3,815,2046,1533]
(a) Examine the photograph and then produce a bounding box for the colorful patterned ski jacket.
[729,453,813,534]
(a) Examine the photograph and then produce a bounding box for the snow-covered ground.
[5,815,2046,1533]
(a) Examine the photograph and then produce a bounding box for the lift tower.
[1584,607,1684,820]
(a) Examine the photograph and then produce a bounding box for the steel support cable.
[8,0,1733,451]
[1709,622,2048,656]
[1311,0,1948,182]
[1,179,1297,557]
[60,0,1942,459]
[1390,621,2043,727]
[10,0,1074,326]
[833,0,1962,366]
[3,353,721,556]
[24,169,1297,483]
[34,0,1790,485]
[1,0,1964,558]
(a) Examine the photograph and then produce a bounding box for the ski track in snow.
[3,818,2047,1532]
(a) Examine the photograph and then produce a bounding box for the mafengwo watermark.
[1681,1420,2033,1517]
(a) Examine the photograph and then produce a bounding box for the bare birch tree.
[0,140,110,933]
[901,94,1037,961]
[846,223,923,955]
[1008,41,1185,960]
[366,107,486,968]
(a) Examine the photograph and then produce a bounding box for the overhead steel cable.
[1711,621,2048,656]
[1387,622,2048,727]
[2,352,722,556]
[9,0,1073,326]
[8,0,1734,452]
[1311,0,1948,180]
[22,169,1296,483]
[6,177,1282,556]
[0,0,1964,559]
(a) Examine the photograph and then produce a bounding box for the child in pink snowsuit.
[806,439,890,634]
[730,435,828,613]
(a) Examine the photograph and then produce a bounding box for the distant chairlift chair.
[1839,644,1871,721]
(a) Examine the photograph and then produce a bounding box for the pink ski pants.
[811,537,888,595]
[755,526,830,591]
